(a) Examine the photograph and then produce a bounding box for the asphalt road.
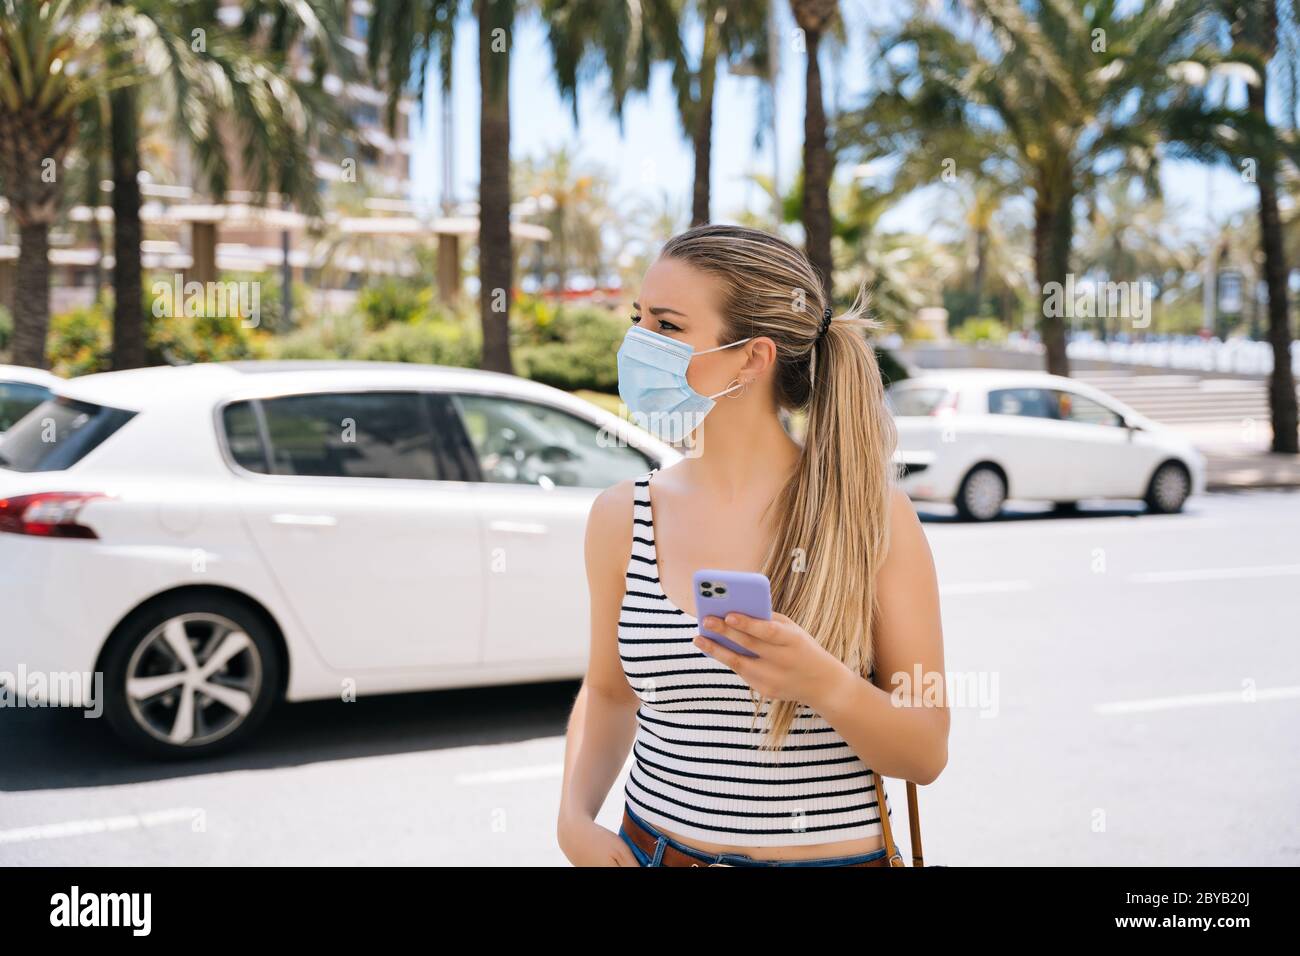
[2,489,1297,866]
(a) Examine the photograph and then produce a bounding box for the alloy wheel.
[124,613,263,747]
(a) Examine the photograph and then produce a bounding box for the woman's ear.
[740,336,778,378]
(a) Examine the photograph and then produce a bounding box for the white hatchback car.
[0,361,678,757]
[887,370,1206,521]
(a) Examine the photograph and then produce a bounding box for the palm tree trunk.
[691,21,720,228]
[1230,3,1298,453]
[110,82,146,369]
[1033,171,1073,377]
[1248,84,1299,453]
[477,0,514,375]
[12,222,51,368]
[972,227,987,313]
[801,27,833,304]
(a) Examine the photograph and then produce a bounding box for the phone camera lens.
[700,581,712,589]
[715,586,727,595]
[701,589,713,598]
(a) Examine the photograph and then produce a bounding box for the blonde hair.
[659,224,899,751]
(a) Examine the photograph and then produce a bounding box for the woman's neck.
[686,397,802,499]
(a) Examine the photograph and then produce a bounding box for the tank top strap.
[626,472,659,588]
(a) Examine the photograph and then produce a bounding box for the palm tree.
[369,0,518,373]
[543,1,769,228]
[1076,179,1195,339]
[789,0,838,303]
[1163,0,1299,453]
[104,0,347,370]
[843,0,1211,377]
[0,0,137,368]
[514,146,615,296]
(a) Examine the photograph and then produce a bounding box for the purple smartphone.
[693,569,772,659]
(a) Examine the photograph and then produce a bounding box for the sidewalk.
[1167,422,1300,491]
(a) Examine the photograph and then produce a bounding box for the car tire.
[1144,460,1191,514]
[100,593,282,759]
[954,465,1007,522]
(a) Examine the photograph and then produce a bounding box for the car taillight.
[0,493,109,538]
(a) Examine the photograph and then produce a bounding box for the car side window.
[450,393,652,489]
[0,382,53,432]
[987,387,1056,419]
[254,392,444,480]
[1054,391,1124,427]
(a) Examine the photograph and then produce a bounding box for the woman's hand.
[557,813,643,867]
[695,612,849,709]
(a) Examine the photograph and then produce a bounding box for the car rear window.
[0,382,53,432]
[886,386,952,416]
[0,396,136,472]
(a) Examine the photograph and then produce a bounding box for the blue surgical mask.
[616,324,752,443]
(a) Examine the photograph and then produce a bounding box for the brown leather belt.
[621,807,890,867]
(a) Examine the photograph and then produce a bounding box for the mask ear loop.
[699,335,754,400]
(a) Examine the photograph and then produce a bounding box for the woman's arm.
[556,480,644,865]
[816,487,950,783]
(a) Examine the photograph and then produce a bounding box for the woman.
[557,224,948,867]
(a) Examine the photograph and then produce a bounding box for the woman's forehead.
[641,257,725,317]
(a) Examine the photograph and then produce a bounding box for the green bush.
[358,317,481,367]
[147,310,271,365]
[357,279,433,331]
[953,315,1008,345]
[269,312,369,359]
[47,303,113,377]
[512,305,625,392]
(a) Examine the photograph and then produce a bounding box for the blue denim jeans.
[618,803,890,867]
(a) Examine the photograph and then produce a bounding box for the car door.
[980,386,1071,500]
[1048,389,1152,498]
[448,391,657,666]
[223,389,486,672]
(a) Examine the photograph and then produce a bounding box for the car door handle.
[488,520,548,535]
[271,513,338,528]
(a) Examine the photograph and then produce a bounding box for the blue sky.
[405,3,1259,248]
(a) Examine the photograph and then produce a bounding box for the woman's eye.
[629,313,641,324]
[658,320,682,332]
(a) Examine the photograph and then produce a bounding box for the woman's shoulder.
[881,486,933,576]
[585,472,651,561]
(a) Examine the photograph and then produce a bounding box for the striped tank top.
[619,470,891,847]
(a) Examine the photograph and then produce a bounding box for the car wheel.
[101,594,282,759]
[955,465,1007,521]
[1145,461,1190,514]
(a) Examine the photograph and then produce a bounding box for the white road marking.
[454,764,563,785]
[1128,564,1300,584]
[0,806,199,845]
[940,580,1034,596]
[1094,686,1300,715]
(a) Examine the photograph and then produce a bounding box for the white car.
[0,364,59,436]
[887,369,1206,521]
[0,361,679,757]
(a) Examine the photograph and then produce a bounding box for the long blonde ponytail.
[659,225,899,751]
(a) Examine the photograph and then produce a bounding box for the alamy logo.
[152,273,261,327]
[1042,274,1152,329]
[49,886,151,936]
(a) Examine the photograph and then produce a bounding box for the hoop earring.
[723,377,750,399]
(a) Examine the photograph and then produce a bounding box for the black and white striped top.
[619,470,890,847]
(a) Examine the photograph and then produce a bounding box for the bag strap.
[872,769,923,867]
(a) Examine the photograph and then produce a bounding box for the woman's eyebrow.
[632,301,689,317]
